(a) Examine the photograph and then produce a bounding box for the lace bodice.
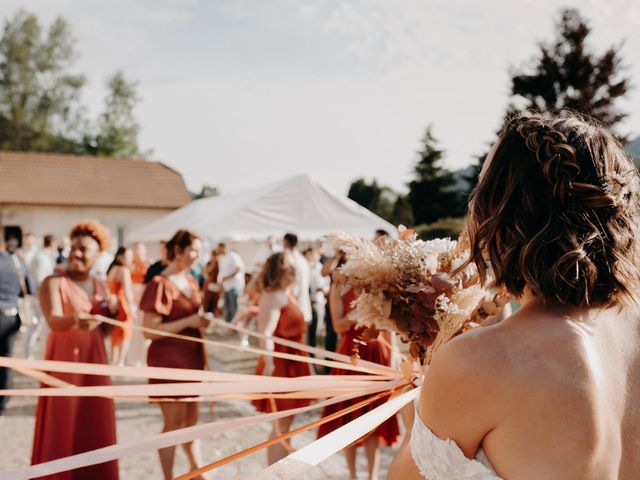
[411,400,501,480]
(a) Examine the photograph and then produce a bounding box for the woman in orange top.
[130,242,149,284]
[317,277,399,480]
[32,220,120,480]
[139,229,210,480]
[107,247,135,366]
[252,252,311,465]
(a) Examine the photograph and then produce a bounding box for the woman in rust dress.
[317,283,400,480]
[107,247,134,366]
[251,252,311,465]
[32,220,120,480]
[139,229,210,480]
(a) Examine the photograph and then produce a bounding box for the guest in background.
[140,230,210,480]
[317,263,399,480]
[304,247,329,350]
[252,252,310,465]
[32,220,120,479]
[144,241,168,283]
[217,242,245,322]
[24,234,58,359]
[130,242,149,285]
[282,233,312,326]
[202,246,222,315]
[107,247,135,366]
[0,236,32,414]
[252,236,280,273]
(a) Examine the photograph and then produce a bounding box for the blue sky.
[4,0,640,195]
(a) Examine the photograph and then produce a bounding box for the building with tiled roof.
[0,151,192,248]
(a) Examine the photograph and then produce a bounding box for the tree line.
[0,10,143,158]
[348,8,634,238]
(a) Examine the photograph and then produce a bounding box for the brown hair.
[165,229,200,261]
[466,111,640,308]
[69,220,110,251]
[259,252,295,291]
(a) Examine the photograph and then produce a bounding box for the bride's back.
[462,112,640,479]
[471,302,640,479]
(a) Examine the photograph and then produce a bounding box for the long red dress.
[252,292,312,413]
[31,273,119,480]
[317,288,400,446]
[139,275,206,395]
[108,275,132,350]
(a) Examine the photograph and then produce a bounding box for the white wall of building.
[0,204,176,253]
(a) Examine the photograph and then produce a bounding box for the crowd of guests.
[0,222,397,480]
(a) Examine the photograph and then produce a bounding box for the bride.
[388,111,640,479]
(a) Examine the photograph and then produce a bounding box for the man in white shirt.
[283,233,312,324]
[304,247,329,348]
[217,243,245,322]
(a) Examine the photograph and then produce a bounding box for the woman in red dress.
[317,280,400,480]
[139,229,210,480]
[107,247,135,366]
[251,252,311,465]
[32,220,120,480]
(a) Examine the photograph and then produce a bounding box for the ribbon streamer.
[255,388,419,479]
[95,315,395,375]
[176,385,409,479]
[0,381,404,480]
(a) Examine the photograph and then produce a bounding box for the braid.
[465,110,640,308]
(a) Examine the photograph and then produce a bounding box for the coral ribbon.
[0,381,405,480]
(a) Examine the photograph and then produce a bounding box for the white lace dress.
[411,401,502,480]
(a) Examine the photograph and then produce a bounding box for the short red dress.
[252,293,312,413]
[317,288,400,446]
[31,273,119,480]
[108,275,133,349]
[139,275,207,393]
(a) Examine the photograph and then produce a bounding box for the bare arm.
[329,285,354,334]
[39,276,86,331]
[256,292,284,352]
[119,267,135,311]
[142,311,205,340]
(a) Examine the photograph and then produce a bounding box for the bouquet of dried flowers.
[327,227,510,363]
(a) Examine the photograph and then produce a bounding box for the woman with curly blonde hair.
[251,251,312,465]
[32,220,121,479]
[390,111,640,480]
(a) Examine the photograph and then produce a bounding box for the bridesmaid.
[251,252,311,465]
[139,229,209,480]
[107,247,135,366]
[32,220,120,480]
[317,266,399,480]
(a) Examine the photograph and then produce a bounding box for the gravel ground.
[0,329,402,479]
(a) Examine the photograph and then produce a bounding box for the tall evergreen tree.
[0,10,86,152]
[511,8,629,128]
[407,126,459,225]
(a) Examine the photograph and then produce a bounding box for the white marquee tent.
[129,174,396,246]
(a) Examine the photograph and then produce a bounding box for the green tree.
[192,184,221,200]
[390,194,414,227]
[511,8,629,128]
[407,126,460,225]
[347,178,401,223]
[0,10,86,152]
[84,71,143,158]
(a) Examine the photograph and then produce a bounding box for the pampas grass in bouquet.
[327,226,510,364]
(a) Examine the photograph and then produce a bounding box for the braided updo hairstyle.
[466,110,640,308]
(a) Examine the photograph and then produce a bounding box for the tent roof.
[129,174,396,242]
